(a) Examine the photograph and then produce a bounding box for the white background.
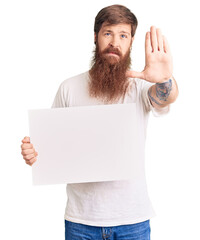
[0,0,199,239]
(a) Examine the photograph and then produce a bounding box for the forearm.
[148,77,179,108]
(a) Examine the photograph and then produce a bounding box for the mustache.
[101,47,122,57]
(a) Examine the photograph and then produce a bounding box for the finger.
[21,148,35,155]
[163,35,170,53]
[126,70,144,79]
[26,157,37,166]
[21,143,33,150]
[23,153,36,161]
[22,136,30,143]
[150,26,158,52]
[29,157,37,165]
[156,28,163,51]
[145,32,152,54]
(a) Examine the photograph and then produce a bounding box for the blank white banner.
[28,103,144,185]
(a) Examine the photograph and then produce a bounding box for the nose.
[109,36,119,48]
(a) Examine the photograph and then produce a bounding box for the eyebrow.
[119,31,130,35]
[103,30,130,35]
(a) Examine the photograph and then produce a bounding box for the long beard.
[89,43,132,104]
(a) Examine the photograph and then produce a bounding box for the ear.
[131,36,135,44]
[94,33,97,45]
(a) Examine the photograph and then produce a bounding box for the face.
[95,23,134,63]
[89,23,134,104]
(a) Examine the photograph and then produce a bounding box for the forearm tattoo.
[148,79,172,105]
[156,79,172,101]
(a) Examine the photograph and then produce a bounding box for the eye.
[105,32,111,36]
[121,34,127,39]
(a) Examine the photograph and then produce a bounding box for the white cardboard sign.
[28,103,144,185]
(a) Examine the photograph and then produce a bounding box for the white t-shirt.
[52,71,169,227]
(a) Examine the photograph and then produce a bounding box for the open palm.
[127,26,173,83]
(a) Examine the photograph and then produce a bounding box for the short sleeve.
[140,80,170,117]
[51,82,67,108]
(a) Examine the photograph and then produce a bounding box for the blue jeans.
[65,219,151,240]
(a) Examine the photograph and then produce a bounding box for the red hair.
[94,5,138,38]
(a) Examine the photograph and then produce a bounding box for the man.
[21,4,178,240]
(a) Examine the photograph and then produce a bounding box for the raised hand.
[126,26,173,83]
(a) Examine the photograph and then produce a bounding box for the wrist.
[157,77,173,85]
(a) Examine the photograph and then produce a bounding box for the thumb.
[22,136,30,143]
[126,70,144,79]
